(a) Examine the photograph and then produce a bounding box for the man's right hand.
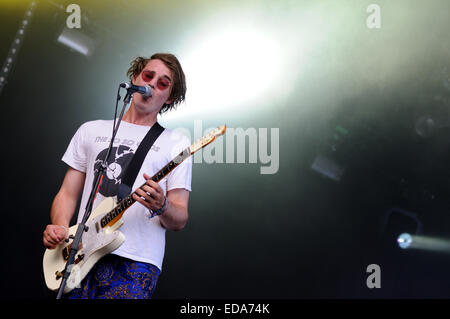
[43,225,69,249]
[45,167,85,250]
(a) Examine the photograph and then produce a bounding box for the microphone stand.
[56,88,133,299]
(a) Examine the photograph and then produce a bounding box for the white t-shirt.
[62,119,192,271]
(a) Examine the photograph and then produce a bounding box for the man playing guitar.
[42,53,191,299]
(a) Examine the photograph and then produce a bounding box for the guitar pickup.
[62,243,83,261]
[62,246,69,261]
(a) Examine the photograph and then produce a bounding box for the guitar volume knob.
[64,235,75,243]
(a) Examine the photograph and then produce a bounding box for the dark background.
[1,0,450,299]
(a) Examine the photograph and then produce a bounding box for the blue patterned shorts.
[64,254,160,299]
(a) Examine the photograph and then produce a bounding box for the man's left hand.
[133,173,165,212]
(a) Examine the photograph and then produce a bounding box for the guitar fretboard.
[100,147,191,227]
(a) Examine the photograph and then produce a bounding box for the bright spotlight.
[397,233,450,253]
[177,27,284,118]
[397,233,413,249]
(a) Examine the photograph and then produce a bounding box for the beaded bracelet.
[149,196,168,218]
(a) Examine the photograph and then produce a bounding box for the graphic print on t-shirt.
[93,145,135,197]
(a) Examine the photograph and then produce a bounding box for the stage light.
[170,26,284,120]
[397,233,450,253]
[415,116,435,138]
[189,30,281,104]
[56,28,95,57]
[397,233,412,249]
[311,155,345,182]
[0,0,36,96]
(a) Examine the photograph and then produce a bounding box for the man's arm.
[133,173,189,231]
[43,167,86,249]
[159,188,189,231]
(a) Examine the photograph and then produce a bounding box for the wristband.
[149,196,168,218]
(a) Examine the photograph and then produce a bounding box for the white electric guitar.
[43,125,226,293]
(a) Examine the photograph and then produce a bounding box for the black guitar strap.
[117,122,165,201]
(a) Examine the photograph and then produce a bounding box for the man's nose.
[147,78,157,89]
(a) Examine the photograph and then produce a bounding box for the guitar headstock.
[190,125,226,154]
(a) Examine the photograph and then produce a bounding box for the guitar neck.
[98,123,226,228]
[100,147,191,228]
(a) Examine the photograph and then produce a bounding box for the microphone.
[120,82,152,98]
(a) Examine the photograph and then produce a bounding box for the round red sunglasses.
[141,70,171,91]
